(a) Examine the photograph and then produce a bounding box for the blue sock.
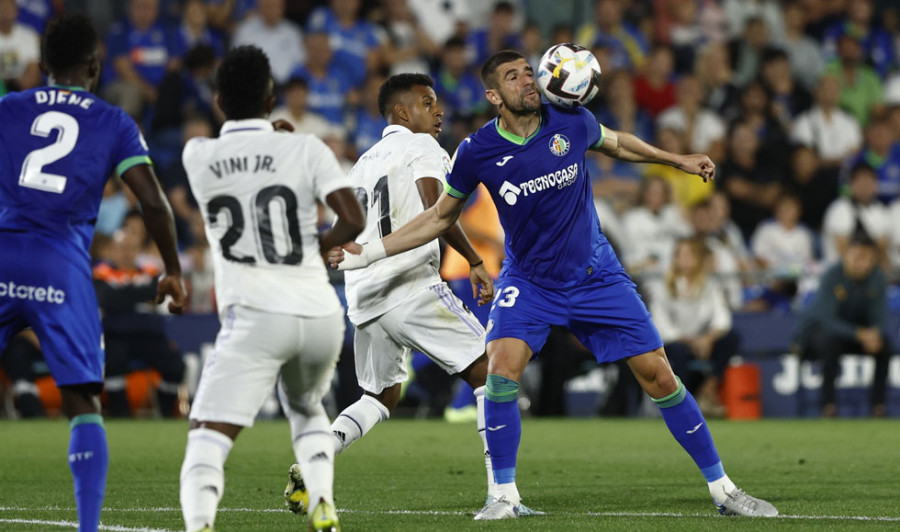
[69,414,108,532]
[450,382,476,409]
[484,374,521,484]
[654,378,724,482]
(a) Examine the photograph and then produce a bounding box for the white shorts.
[190,305,344,427]
[354,283,485,395]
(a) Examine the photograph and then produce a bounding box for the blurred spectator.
[289,31,357,125]
[94,229,185,417]
[322,126,354,174]
[722,0,784,41]
[621,176,691,278]
[843,117,900,204]
[823,0,895,80]
[694,42,740,119]
[643,127,712,210]
[0,330,45,418]
[96,179,134,237]
[307,0,385,88]
[634,46,678,118]
[731,80,791,172]
[727,16,773,87]
[657,75,726,165]
[206,0,257,30]
[717,120,782,240]
[347,73,388,156]
[172,0,225,60]
[407,0,469,47]
[657,0,726,72]
[759,48,812,129]
[160,117,210,246]
[794,231,891,418]
[467,1,522,67]
[648,237,738,418]
[822,163,890,265]
[14,0,56,34]
[104,0,179,119]
[751,193,815,274]
[433,37,486,122]
[786,146,838,230]
[596,69,655,148]
[791,74,863,168]
[181,210,215,314]
[778,1,825,92]
[520,23,543,68]
[0,0,40,91]
[710,190,756,274]
[269,76,334,139]
[379,0,437,76]
[689,199,744,310]
[232,0,305,85]
[825,32,884,126]
[889,198,900,278]
[121,210,165,271]
[576,0,647,70]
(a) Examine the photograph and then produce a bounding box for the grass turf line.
[0,418,897,531]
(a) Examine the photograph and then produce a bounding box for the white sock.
[180,428,233,532]
[292,412,336,508]
[494,482,520,506]
[474,386,496,499]
[708,473,737,503]
[330,394,389,455]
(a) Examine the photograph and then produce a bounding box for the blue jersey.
[446,103,615,288]
[0,86,151,261]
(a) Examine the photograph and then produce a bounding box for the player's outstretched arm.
[320,187,367,254]
[121,165,186,314]
[593,127,716,182]
[328,191,466,270]
[416,178,494,305]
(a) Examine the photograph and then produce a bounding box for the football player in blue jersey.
[328,50,778,520]
[0,14,185,532]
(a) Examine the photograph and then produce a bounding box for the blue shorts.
[486,263,662,363]
[0,232,104,387]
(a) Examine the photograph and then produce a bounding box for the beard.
[500,90,541,116]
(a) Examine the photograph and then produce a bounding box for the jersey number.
[354,175,391,237]
[18,111,79,194]
[207,185,303,265]
[492,286,520,309]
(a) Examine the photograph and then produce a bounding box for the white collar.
[381,124,412,138]
[220,119,275,135]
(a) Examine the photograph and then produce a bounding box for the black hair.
[480,50,526,89]
[494,1,515,14]
[849,226,876,248]
[377,73,434,119]
[215,46,272,120]
[444,36,467,50]
[41,14,98,75]
[761,48,789,64]
[849,162,877,180]
[184,44,217,72]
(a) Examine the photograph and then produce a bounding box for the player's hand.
[271,119,295,132]
[469,262,494,306]
[678,154,716,182]
[156,274,186,315]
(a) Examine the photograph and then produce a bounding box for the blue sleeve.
[112,110,152,176]
[445,138,478,198]
[576,106,604,148]
[106,23,129,59]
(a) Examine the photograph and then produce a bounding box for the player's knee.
[286,398,326,419]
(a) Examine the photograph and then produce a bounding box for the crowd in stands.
[2,0,900,419]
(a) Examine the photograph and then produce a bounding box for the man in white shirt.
[822,163,890,265]
[232,0,304,84]
[791,74,862,167]
[179,46,365,532]
[657,76,726,164]
[268,76,333,138]
[0,0,40,90]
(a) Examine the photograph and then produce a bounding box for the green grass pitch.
[0,418,898,531]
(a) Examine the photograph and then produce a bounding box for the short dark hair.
[184,44,217,72]
[481,50,526,89]
[215,46,272,120]
[849,162,877,180]
[377,73,434,119]
[42,14,98,75]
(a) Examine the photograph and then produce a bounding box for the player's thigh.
[190,306,298,427]
[385,283,486,375]
[486,276,559,356]
[279,310,344,410]
[568,272,663,364]
[351,316,410,395]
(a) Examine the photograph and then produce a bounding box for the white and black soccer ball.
[536,43,602,108]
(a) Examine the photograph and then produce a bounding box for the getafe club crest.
[549,134,570,156]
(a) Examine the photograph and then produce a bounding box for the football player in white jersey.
[179,46,365,532]
[283,73,541,517]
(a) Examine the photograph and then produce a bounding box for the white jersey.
[183,119,350,318]
[344,125,453,324]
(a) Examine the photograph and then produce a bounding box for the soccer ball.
[536,43,602,107]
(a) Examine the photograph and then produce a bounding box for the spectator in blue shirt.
[349,73,388,157]
[575,0,648,70]
[433,37,487,121]
[289,31,357,125]
[466,2,522,68]
[14,0,56,33]
[307,0,385,89]
[844,117,900,204]
[822,0,895,79]
[172,0,225,60]
[104,0,179,119]
[206,0,257,30]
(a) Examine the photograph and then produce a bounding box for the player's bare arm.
[327,191,466,269]
[121,164,186,314]
[416,177,494,304]
[319,187,366,255]
[593,127,716,182]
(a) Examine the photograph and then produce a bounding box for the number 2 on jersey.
[207,185,303,265]
[355,175,391,237]
[18,111,79,194]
